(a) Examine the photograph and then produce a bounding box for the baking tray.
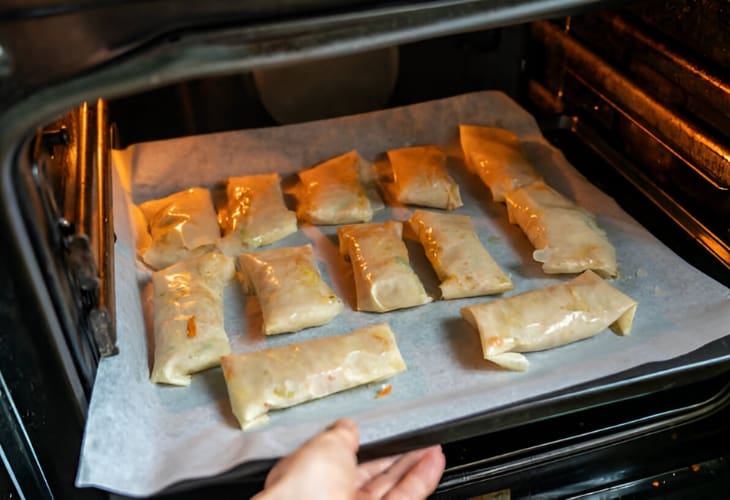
[75,91,730,497]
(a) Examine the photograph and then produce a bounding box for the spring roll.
[386,146,462,209]
[459,125,541,202]
[338,221,432,312]
[138,187,219,270]
[505,181,617,277]
[238,245,344,335]
[150,251,235,386]
[408,210,513,299]
[293,151,373,224]
[461,270,637,371]
[219,173,298,251]
[221,323,407,428]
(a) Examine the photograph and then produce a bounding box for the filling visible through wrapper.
[238,244,344,335]
[504,181,617,277]
[221,323,407,428]
[292,150,374,225]
[338,221,432,312]
[460,270,637,372]
[150,251,236,386]
[137,187,220,270]
[218,173,298,253]
[408,209,513,299]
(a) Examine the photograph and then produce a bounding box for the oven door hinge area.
[30,99,118,390]
[65,230,118,359]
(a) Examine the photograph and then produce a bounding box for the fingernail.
[332,418,357,432]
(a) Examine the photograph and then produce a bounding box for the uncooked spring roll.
[505,181,617,277]
[459,125,541,202]
[386,146,462,210]
[293,150,373,224]
[238,244,344,335]
[138,187,219,270]
[219,173,298,251]
[460,270,637,372]
[221,323,407,428]
[150,251,235,386]
[408,210,513,299]
[338,221,432,312]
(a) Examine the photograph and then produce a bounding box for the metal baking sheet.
[76,91,730,497]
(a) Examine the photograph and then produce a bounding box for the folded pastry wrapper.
[505,181,617,277]
[408,210,513,299]
[138,187,220,270]
[459,125,541,202]
[131,203,153,255]
[221,323,407,427]
[219,173,298,251]
[293,150,374,224]
[338,221,432,312]
[461,270,637,371]
[238,244,344,335]
[386,146,462,210]
[150,252,235,385]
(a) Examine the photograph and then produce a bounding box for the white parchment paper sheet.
[76,91,730,496]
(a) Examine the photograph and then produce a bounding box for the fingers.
[258,422,445,500]
[358,450,425,498]
[297,418,360,461]
[356,445,445,500]
[264,418,360,489]
[382,446,445,500]
[325,418,360,453]
[356,455,403,487]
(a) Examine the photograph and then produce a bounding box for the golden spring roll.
[505,181,617,277]
[293,151,373,224]
[386,146,462,209]
[338,221,432,312]
[408,210,513,299]
[238,245,344,335]
[138,187,219,270]
[221,323,407,428]
[459,125,541,202]
[219,173,298,251]
[461,270,637,371]
[150,252,235,385]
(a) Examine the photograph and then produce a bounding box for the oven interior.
[1,0,729,498]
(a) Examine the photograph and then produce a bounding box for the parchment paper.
[76,91,730,497]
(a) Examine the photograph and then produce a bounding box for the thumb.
[264,418,360,489]
[320,418,360,454]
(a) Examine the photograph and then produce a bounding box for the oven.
[1,0,729,498]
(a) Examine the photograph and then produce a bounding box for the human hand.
[254,418,445,500]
